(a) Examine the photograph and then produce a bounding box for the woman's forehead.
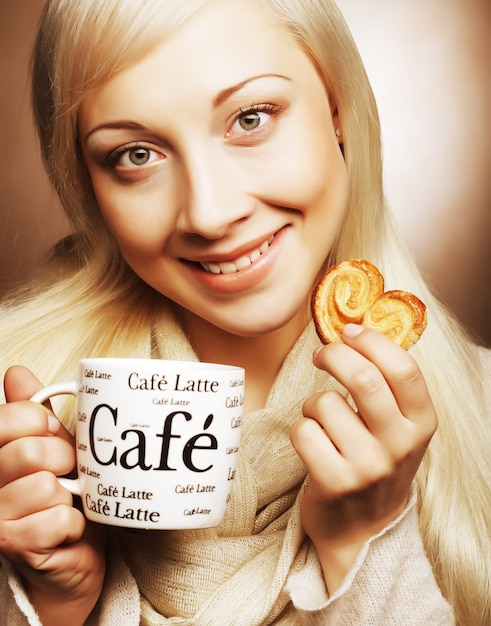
[78,0,317,127]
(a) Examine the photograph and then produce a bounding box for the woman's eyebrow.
[213,73,291,108]
[83,121,146,145]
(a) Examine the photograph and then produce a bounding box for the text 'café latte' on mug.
[30,358,245,530]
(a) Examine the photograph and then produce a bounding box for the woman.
[0,0,489,624]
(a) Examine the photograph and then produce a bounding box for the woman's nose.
[175,146,252,239]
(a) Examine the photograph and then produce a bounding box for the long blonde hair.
[1,1,490,623]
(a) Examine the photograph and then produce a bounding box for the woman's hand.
[0,366,107,626]
[290,324,437,592]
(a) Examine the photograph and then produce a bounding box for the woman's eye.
[238,111,264,131]
[228,104,283,138]
[107,144,162,171]
[127,147,152,166]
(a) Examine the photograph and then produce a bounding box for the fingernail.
[342,323,365,339]
[313,346,323,360]
[48,415,61,434]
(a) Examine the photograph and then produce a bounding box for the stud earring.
[335,128,342,137]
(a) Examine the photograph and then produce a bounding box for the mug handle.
[30,381,81,496]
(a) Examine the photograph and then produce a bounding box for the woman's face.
[79,0,348,339]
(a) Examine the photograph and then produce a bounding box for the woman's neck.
[177,310,309,413]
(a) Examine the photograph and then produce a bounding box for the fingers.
[300,390,367,458]
[0,471,73,520]
[4,365,47,403]
[0,400,52,447]
[0,367,76,487]
[0,434,75,487]
[1,505,86,569]
[2,366,74,444]
[290,409,351,495]
[294,324,437,496]
[294,391,394,496]
[314,325,437,439]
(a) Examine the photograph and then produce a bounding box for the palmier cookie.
[311,259,427,350]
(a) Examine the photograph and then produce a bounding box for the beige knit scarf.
[116,307,346,625]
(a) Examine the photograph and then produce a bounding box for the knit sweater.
[1,314,469,625]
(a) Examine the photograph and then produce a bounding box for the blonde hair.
[1,1,489,623]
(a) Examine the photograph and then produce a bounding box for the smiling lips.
[199,235,274,274]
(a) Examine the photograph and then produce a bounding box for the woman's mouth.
[183,229,285,294]
[198,236,274,274]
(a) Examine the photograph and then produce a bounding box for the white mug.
[30,358,244,530]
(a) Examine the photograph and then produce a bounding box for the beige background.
[1,1,490,345]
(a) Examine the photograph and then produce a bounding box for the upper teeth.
[200,236,273,274]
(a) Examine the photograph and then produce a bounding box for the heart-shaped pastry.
[311,259,427,350]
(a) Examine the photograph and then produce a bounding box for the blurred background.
[1,0,490,345]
